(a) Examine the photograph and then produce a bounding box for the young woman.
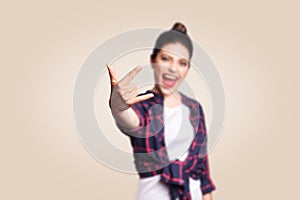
[107,22,216,200]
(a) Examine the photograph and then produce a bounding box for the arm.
[111,107,139,130]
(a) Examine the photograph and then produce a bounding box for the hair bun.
[171,22,187,34]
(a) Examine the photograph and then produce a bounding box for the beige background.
[1,0,299,199]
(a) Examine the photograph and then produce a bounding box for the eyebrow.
[160,52,189,62]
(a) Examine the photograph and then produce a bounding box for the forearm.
[112,107,140,130]
[202,192,212,200]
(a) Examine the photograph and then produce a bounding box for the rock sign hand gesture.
[107,64,154,115]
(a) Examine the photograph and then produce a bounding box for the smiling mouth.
[162,73,178,88]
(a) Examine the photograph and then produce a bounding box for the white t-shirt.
[137,104,202,200]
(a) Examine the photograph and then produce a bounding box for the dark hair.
[150,22,193,62]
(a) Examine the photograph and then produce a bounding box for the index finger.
[118,66,142,87]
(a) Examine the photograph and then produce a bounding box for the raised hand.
[107,64,154,114]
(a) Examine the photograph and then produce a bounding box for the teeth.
[163,74,177,80]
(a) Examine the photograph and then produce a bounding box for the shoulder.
[180,92,203,108]
[180,92,205,117]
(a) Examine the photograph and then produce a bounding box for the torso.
[137,103,202,200]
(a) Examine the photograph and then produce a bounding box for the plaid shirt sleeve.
[197,103,217,195]
[199,154,216,194]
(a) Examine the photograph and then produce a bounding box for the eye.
[161,56,169,61]
[180,62,187,67]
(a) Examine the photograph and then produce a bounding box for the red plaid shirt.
[117,90,216,200]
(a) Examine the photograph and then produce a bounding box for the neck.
[151,86,182,108]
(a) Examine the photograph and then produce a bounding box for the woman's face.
[151,42,190,96]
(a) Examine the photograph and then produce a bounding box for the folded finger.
[127,93,154,105]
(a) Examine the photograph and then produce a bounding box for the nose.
[168,63,177,73]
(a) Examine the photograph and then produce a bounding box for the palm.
[107,64,154,113]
